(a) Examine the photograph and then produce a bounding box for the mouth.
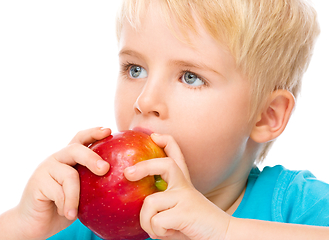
[132,127,154,136]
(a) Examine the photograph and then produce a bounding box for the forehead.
[116,0,232,47]
[119,8,236,83]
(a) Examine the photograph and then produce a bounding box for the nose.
[134,78,168,119]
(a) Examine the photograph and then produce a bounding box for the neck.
[205,176,248,215]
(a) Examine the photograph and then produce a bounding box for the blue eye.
[129,65,148,79]
[181,72,204,87]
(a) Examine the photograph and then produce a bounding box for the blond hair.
[116,0,320,162]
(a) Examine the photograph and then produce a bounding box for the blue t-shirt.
[233,165,329,225]
[48,165,329,239]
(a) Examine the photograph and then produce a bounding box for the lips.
[132,127,154,136]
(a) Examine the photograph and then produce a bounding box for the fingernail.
[125,165,136,174]
[150,133,160,140]
[100,127,109,131]
[97,160,108,169]
[68,209,77,219]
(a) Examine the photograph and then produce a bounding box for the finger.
[38,174,66,217]
[140,192,162,238]
[153,230,186,240]
[52,143,109,176]
[140,191,178,238]
[151,133,191,182]
[32,163,66,216]
[47,161,80,220]
[150,208,184,238]
[124,158,189,189]
[69,127,112,146]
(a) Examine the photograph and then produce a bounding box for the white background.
[0,1,328,214]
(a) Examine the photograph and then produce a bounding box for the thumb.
[151,133,191,183]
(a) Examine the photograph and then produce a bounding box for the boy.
[1,0,328,239]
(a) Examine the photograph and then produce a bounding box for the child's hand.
[124,133,231,240]
[14,127,111,240]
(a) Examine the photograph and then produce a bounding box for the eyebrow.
[168,60,222,76]
[119,49,144,60]
[119,49,223,77]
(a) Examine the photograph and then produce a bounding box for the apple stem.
[154,175,168,191]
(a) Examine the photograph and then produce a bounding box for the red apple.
[76,130,167,240]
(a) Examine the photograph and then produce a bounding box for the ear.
[250,90,295,143]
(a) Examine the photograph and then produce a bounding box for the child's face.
[115,5,257,196]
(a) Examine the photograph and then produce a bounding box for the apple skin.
[76,130,167,240]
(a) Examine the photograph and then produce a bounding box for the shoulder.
[256,165,329,226]
[234,165,329,226]
[234,165,288,220]
[272,166,329,226]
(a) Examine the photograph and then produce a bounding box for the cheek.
[167,90,252,192]
[179,131,248,193]
[114,81,137,130]
[173,124,246,192]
